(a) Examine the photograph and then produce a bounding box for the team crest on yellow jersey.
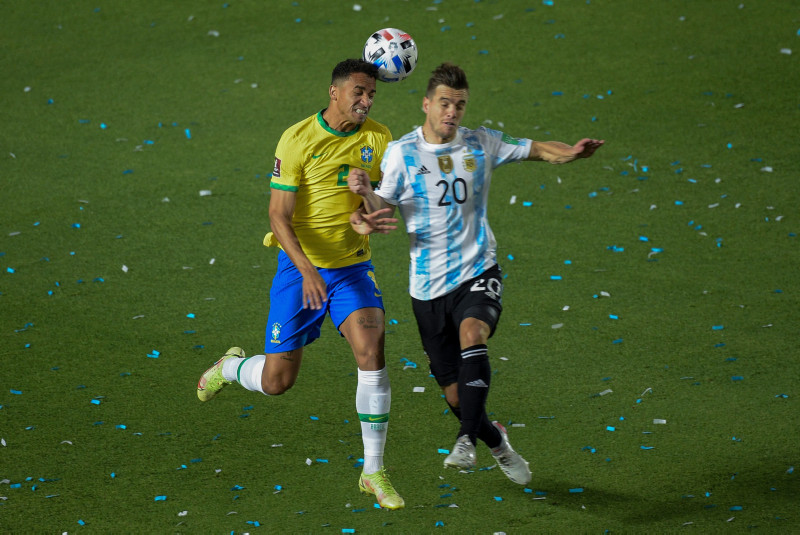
[438,155,454,174]
[360,145,375,165]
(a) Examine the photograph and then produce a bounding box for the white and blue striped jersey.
[376,126,531,300]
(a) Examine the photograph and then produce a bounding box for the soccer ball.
[362,28,418,83]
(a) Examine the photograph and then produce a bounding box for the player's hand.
[301,270,328,310]
[350,208,398,235]
[347,168,373,196]
[573,138,605,158]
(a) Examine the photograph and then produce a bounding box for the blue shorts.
[265,251,384,353]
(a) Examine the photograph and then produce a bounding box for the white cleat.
[444,435,477,470]
[491,421,532,485]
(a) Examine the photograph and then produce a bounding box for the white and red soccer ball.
[362,28,418,83]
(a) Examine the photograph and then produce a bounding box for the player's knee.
[460,309,497,346]
[460,327,491,349]
[262,375,296,395]
[442,383,459,407]
[354,349,385,371]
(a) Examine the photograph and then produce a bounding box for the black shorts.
[411,264,503,387]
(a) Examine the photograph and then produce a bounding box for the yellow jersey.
[264,111,391,269]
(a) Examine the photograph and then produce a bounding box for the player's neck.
[421,124,454,145]
[321,107,359,133]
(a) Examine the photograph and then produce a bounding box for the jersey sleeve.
[477,126,532,168]
[270,129,303,192]
[375,140,404,206]
[370,123,392,186]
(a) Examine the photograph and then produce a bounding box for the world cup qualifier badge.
[272,157,282,178]
[437,155,453,174]
[270,322,282,344]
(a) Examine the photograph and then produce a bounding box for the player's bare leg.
[341,307,404,509]
[260,349,303,395]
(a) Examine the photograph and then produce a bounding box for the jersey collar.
[317,110,362,138]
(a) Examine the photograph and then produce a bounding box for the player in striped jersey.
[349,63,603,486]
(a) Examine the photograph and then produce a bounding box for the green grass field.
[1,1,798,533]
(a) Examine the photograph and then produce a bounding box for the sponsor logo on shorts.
[270,322,282,344]
[367,270,382,297]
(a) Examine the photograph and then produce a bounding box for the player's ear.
[329,85,337,101]
[422,97,429,113]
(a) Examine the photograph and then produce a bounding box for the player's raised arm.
[526,138,604,164]
[268,188,328,310]
[348,167,393,214]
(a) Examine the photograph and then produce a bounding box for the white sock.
[356,367,391,475]
[224,355,267,395]
[222,356,243,382]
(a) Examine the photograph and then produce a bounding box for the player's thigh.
[452,265,503,346]
[265,258,328,353]
[412,296,460,387]
[329,262,387,369]
[339,307,386,370]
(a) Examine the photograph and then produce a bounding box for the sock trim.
[358,412,389,423]
[236,356,252,383]
[461,344,488,359]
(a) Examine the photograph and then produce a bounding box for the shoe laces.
[370,468,398,493]
[493,442,517,465]
[454,435,473,453]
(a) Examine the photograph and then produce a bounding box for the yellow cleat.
[196,347,245,402]
[358,467,405,510]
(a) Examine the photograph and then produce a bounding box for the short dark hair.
[426,63,469,97]
[331,59,379,85]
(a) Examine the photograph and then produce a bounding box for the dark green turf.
[1,0,798,533]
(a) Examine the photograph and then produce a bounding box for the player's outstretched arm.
[268,188,327,310]
[350,207,398,235]
[348,168,392,214]
[527,138,604,164]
